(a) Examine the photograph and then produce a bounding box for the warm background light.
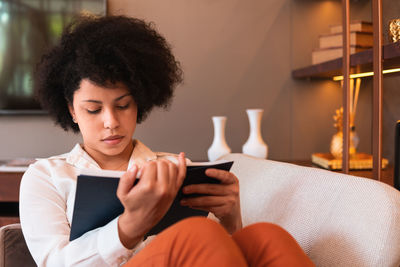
[333,67,400,81]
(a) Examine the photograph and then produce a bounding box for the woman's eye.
[117,104,129,110]
[87,109,101,114]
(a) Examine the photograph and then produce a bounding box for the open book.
[69,160,234,241]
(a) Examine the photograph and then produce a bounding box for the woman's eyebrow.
[82,99,101,103]
[82,93,131,103]
[114,93,131,102]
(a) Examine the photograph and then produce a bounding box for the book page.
[78,159,232,178]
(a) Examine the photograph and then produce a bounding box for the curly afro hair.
[35,15,183,133]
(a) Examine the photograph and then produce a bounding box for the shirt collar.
[128,140,157,169]
[64,139,157,170]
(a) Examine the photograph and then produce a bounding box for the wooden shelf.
[292,42,400,79]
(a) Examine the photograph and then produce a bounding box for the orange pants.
[125,217,314,267]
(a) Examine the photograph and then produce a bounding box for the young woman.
[19,15,314,266]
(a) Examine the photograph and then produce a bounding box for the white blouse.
[19,140,204,267]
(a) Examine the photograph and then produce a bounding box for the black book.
[69,160,234,241]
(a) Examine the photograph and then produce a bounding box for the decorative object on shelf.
[207,116,231,161]
[330,129,360,159]
[330,78,361,159]
[313,77,388,170]
[389,19,400,43]
[330,113,359,159]
[242,109,268,159]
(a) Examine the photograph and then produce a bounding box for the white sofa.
[221,153,400,267]
[2,153,400,266]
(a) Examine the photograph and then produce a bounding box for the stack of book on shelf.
[311,152,388,171]
[312,21,373,65]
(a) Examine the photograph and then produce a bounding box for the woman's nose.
[103,108,119,129]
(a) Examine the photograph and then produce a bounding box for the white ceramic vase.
[242,109,268,159]
[207,116,231,161]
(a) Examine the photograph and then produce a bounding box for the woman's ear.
[68,104,77,123]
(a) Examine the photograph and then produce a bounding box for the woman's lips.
[102,135,123,145]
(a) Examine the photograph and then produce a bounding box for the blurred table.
[0,171,23,226]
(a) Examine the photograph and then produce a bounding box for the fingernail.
[180,152,185,158]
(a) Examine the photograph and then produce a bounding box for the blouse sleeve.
[19,165,142,267]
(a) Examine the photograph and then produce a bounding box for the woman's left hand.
[180,169,242,234]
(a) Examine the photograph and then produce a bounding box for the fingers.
[205,169,237,185]
[119,154,186,197]
[140,161,157,187]
[140,158,183,193]
[176,152,187,187]
[180,195,238,219]
[168,160,178,186]
[156,159,170,187]
[117,165,138,197]
[183,183,237,196]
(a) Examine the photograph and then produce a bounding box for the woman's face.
[69,79,137,160]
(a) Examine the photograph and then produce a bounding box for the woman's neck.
[83,140,134,171]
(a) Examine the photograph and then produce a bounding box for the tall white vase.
[242,109,268,159]
[207,116,231,161]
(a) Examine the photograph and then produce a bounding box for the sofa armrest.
[222,153,400,267]
[0,223,36,267]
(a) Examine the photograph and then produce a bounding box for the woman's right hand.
[116,152,187,249]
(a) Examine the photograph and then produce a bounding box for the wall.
[107,0,295,161]
[0,116,82,159]
[0,0,398,164]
